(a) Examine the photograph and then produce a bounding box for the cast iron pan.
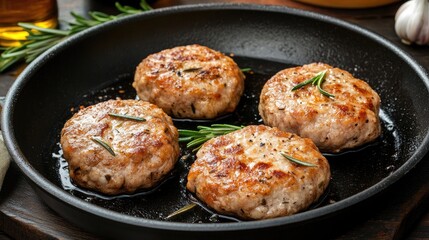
[2,4,429,240]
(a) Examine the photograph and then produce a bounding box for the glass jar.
[0,0,58,47]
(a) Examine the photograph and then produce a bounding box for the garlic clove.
[394,0,429,45]
[395,1,414,44]
[417,5,429,44]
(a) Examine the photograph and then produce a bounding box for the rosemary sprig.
[291,70,334,98]
[280,152,317,167]
[165,203,197,220]
[91,137,116,156]
[179,124,244,151]
[0,0,152,73]
[108,113,146,122]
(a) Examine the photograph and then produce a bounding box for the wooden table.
[0,0,428,239]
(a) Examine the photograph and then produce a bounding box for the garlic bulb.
[394,0,429,45]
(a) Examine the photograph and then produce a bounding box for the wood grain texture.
[408,210,429,239]
[0,164,100,240]
[0,0,428,239]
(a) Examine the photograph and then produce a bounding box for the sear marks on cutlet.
[187,125,330,220]
[133,44,245,119]
[259,62,381,153]
[60,99,180,195]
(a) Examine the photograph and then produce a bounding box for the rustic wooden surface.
[0,0,429,239]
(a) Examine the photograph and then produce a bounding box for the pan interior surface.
[3,4,429,236]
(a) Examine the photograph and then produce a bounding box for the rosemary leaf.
[177,129,202,137]
[183,67,202,72]
[165,203,197,220]
[317,85,335,98]
[291,77,316,91]
[91,137,116,156]
[26,42,60,62]
[280,152,317,167]
[26,37,61,49]
[291,70,334,98]
[89,12,115,22]
[178,136,194,142]
[0,57,21,73]
[1,49,27,58]
[69,25,86,35]
[316,71,334,98]
[70,12,100,26]
[179,124,245,150]
[18,23,69,36]
[241,67,252,72]
[187,136,213,149]
[26,33,59,41]
[108,113,146,122]
[139,0,153,10]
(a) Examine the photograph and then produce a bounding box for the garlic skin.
[394,0,429,45]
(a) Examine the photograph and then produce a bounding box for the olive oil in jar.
[0,0,58,47]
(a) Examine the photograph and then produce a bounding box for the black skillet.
[2,4,429,240]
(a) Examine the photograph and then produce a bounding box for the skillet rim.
[2,3,429,232]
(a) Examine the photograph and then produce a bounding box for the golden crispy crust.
[187,125,330,220]
[259,62,381,152]
[60,100,179,195]
[133,44,245,119]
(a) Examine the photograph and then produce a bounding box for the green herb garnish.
[179,124,244,151]
[91,137,116,156]
[0,0,152,73]
[280,152,317,167]
[165,203,197,220]
[108,113,146,122]
[291,70,334,98]
[182,67,202,72]
[241,68,252,73]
